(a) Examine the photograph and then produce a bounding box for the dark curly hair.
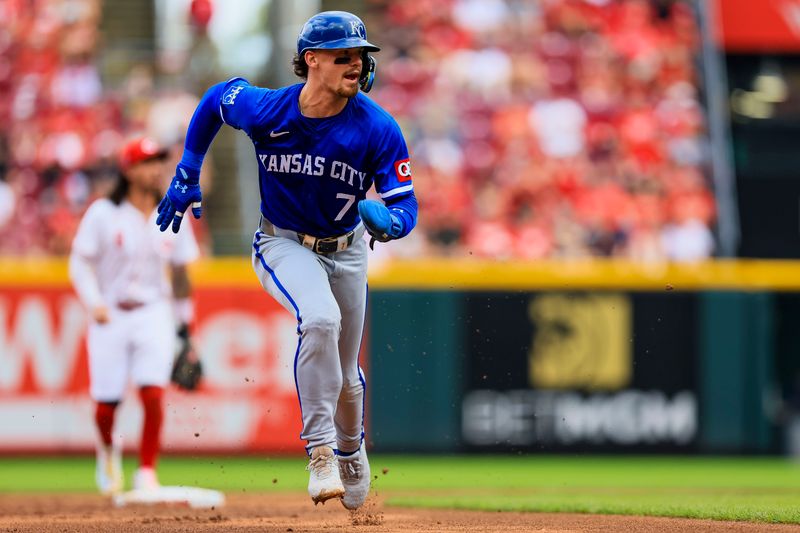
[108,171,160,205]
[292,53,308,79]
[108,173,129,205]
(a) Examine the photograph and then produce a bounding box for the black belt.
[259,217,358,254]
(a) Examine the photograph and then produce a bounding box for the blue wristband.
[180,149,205,172]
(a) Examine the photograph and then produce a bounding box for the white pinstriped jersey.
[69,198,199,309]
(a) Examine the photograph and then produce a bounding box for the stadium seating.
[0,0,715,260]
[369,0,715,260]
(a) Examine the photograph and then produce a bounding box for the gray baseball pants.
[251,218,367,453]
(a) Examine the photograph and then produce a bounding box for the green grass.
[1,455,799,523]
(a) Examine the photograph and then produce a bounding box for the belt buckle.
[304,230,354,254]
[315,236,338,254]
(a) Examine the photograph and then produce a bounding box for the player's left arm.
[169,221,203,390]
[359,119,418,246]
[169,218,199,329]
[170,262,203,390]
[171,264,192,321]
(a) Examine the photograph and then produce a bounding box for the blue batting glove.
[156,164,202,233]
[358,200,403,248]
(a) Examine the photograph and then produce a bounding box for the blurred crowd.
[368,0,715,260]
[0,0,211,255]
[0,0,115,254]
[0,0,716,261]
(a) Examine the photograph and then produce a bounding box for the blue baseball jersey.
[219,80,414,237]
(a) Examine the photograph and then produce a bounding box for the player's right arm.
[69,201,109,324]
[156,78,270,233]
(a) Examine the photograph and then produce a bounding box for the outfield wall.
[0,261,304,453]
[370,290,779,454]
[0,258,798,454]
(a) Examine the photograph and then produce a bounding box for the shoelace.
[307,454,336,479]
[339,459,360,481]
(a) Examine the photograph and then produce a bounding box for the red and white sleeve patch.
[394,158,412,183]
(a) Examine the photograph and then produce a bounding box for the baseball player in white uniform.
[69,136,199,495]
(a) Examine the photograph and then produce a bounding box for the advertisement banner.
[714,0,800,52]
[461,292,699,452]
[0,285,303,453]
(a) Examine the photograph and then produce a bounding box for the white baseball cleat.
[95,441,123,495]
[338,443,371,510]
[306,446,345,505]
[132,467,161,492]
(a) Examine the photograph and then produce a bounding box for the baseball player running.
[69,137,200,495]
[155,11,418,508]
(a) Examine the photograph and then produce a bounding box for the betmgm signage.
[461,293,698,451]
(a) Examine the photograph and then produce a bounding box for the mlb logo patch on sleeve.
[394,158,412,182]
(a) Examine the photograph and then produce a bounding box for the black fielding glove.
[171,324,203,391]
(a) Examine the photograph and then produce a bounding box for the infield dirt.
[1,492,799,532]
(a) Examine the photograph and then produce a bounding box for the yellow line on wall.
[366,259,800,291]
[2,257,800,291]
[0,258,71,287]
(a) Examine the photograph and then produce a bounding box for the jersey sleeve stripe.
[219,104,227,124]
[379,184,414,199]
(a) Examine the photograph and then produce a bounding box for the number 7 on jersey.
[335,193,356,221]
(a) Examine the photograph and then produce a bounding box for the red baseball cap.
[119,136,167,170]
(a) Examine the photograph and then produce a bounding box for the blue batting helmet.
[297,11,380,56]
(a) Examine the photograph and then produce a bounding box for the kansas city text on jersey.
[258,153,367,191]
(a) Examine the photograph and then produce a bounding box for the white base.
[112,485,225,509]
